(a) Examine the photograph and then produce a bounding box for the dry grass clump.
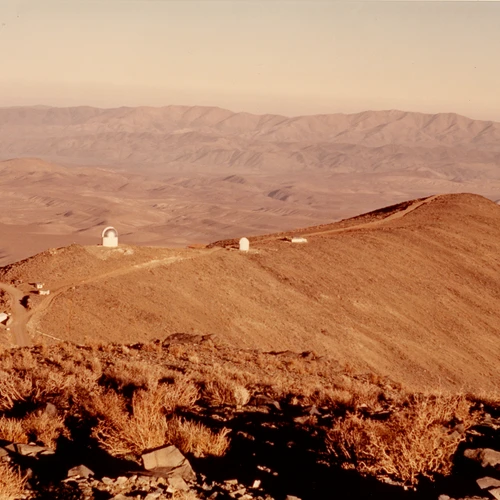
[102,359,164,391]
[22,412,66,448]
[164,416,230,458]
[0,413,65,449]
[202,378,250,407]
[92,389,166,457]
[161,378,199,412]
[0,416,27,443]
[0,462,27,500]
[93,381,201,458]
[0,370,32,412]
[327,394,476,486]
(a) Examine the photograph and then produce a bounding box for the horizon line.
[0,103,498,124]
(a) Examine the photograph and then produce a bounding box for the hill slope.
[1,193,500,391]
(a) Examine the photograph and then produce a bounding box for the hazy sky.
[0,0,499,120]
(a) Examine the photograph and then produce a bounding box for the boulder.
[144,490,163,500]
[477,477,500,489]
[464,449,500,468]
[5,443,54,457]
[115,476,128,486]
[142,445,195,481]
[44,402,58,417]
[67,464,94,479]
[167,476,188,491]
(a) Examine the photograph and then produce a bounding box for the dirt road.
[304,195,439,237]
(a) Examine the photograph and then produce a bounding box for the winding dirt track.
[0,196,437,347]
[304,195,439,237]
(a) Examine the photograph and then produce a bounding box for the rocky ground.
[1,335,500,499]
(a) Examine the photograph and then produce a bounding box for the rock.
[5,443,54,456]
[285,496,302,500]
[477,477,500,489]
[464,449,500,468]
[111,495,129,500]
[252,480,261,489]
[168,476,188,491]
[144,489,163,500]
[251,395,281,411]
[44,402,58,417]
[0,447,9,459]
[67,465,94,479]
[438,496,450,500]
[102,477,114,485]
[142,445,195,481]
[308,405,321,416]
[491,490,500,500]
[230,487,247,498]
[115,476,128,486]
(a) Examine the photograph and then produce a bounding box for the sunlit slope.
[2,193,500,391]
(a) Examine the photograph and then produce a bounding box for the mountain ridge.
[1,105,500,153]
[1,192,500,392]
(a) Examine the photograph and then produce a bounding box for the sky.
[0,0,499,120]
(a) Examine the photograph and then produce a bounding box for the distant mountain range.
[1,105,500,177]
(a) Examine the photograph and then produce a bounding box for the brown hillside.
[1,193,500,392]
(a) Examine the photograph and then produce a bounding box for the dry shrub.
[0,416,27,443]
[0,462,27,500]
[327,394,475,486]
[0,371,32,411]
[202,379,250,407]
[323,388,356,409]
[93,382,223,458]
[161,379,199,412]
[93,388,168,457]
[23,412,66,448]
[103,360,162,391]
[165,416,230,458]
[11,350,36,371]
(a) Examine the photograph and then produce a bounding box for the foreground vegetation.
[0,334,493,498]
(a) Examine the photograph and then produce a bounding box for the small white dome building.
[239,237,250,252]
[102,226,118,247]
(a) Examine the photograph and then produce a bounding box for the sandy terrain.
[1,193,499,392]
[1,105,499,265]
